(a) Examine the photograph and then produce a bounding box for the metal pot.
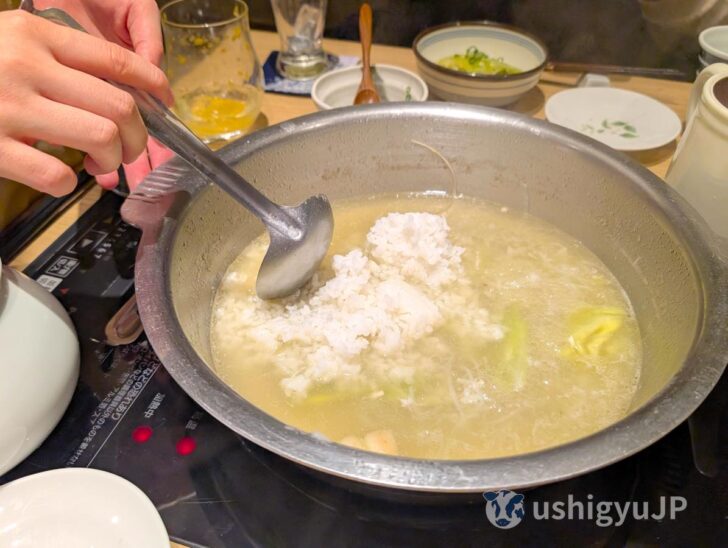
[122,103,728,492]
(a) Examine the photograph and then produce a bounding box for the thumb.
[127,0,164,67]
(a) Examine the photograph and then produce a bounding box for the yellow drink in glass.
[161,0,264,143]
[174,86,262,141]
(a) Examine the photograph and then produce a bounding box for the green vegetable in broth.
[564,306,627,358]
[302,383,363,406]
[491,306,528,390]
[437,46,522,75]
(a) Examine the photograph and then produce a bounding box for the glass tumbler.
[271,0,328,80]
[161,0,263,143]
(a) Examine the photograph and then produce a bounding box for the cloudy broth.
[210,194,642,459]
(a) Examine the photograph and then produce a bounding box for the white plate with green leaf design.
[545,87,682,151]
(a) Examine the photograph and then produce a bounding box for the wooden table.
[10,31,691,273]
[5,31,692,548]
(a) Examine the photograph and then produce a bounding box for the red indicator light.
[176,436,196,456]
[132,425,153,444]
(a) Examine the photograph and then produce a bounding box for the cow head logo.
[483,490,526,529]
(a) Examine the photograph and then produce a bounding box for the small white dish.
[311,64,428,110]
[0,468,169,547]
[545,87,682,151]
[413,22,548,107]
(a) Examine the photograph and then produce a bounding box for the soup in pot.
[210,194,642,460]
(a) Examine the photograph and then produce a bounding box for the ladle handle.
[126,89,300,238]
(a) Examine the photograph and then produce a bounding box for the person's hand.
[36,0,175,191]
[97,136,175,191]
[0,9,172,196]
[36,0,165,65]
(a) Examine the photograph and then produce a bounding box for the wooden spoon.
[354,3,380,105]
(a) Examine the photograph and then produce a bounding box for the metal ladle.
[21,0,334,300]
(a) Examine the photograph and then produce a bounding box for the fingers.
[38,67,148,164]
[95,170,120,190]
[0,139,76,197]
[96,136,175,192]
[121,152,153,191]
[147,138,175,169]
[0,10,170,198]
[45,20,173,105]
[127,0,164,66]
[84,156,115,179]
[95,155,149,192]
[126,138,174,190]
[17,98,123,175]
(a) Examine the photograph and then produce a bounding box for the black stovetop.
[1,191,726,547]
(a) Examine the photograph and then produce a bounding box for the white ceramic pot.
[0,261,79,475]
[666,62,728,241]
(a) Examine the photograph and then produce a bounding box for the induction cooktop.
[1,191,726,547]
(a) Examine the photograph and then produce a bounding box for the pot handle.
[687,63,728,120]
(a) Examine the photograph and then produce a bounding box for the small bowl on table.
[699,25,728,66]
[413,21,548,107]
[311,64,428,110]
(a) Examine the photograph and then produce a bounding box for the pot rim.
[125,102,728,492]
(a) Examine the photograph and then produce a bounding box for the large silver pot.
[122,103,728,492]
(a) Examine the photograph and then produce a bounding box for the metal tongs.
[20,0,334,300]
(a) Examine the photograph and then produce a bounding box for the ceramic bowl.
[413,21,548,107]
[699,53,711,70]
[311,64,428,110]
[699,25,728,65]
